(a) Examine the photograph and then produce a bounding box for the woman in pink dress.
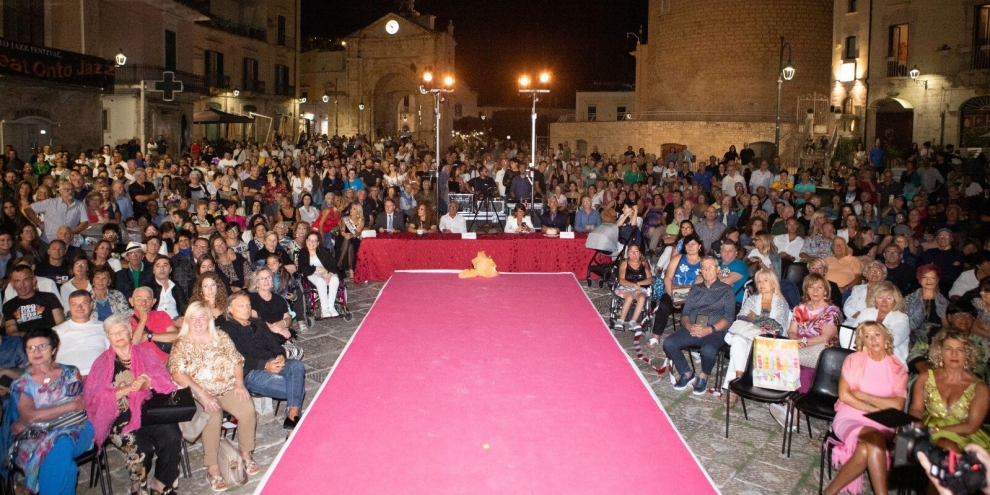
[825,321,908,495]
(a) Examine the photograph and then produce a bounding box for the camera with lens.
[894,426,987,494]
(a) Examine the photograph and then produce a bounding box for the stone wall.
[644,0,833,122]
[0,81,103,154]
[549,120,798,162]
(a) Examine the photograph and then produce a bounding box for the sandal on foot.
[648,337,659,348]
[207,473,227,492]
[724,393,739,410]
[245,459,261,476]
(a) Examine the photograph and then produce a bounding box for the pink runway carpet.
[257,271,718,494]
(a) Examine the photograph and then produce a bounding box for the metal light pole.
[519,72,550,216]
[775,36,796,160]
[420,70,455,219]
[358,102,366,136]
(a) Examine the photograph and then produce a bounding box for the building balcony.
[196,18,267,42]
[886,60,907,78]
[244,80,266,94]
[206,74,231,90]
[274,84,296,97]
[974,39,990,70]
[114,65,210,95]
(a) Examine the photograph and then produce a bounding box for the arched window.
[960,96,990,147]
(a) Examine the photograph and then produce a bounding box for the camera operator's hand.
[918,445,990,495]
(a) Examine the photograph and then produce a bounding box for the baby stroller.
[585,223,627,288]
[293,273,353,325]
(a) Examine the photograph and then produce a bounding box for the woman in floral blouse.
[168,302,258,492]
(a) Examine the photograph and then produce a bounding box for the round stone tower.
[643,0,833,122]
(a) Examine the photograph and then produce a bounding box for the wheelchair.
[607,273,656,332]
[292,272,353,326]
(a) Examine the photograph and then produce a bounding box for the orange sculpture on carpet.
[458,251,499,278]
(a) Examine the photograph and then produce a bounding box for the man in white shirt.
[748,160,774,194]
[217,152,237,170]
[53,291,108,376]
[721,165,745,197]
[439,201,467,234]
[774,217,805,261]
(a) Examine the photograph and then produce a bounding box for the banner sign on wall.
[0,37,115,89]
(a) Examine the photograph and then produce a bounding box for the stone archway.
[873,98,914,154]
[372,72,419,141]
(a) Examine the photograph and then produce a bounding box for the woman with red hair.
[904,264,948,348]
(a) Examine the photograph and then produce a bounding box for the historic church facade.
[299,4,477,145]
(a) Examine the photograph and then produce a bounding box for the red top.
[316,207,341,233]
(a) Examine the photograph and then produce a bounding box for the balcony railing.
[243,80,265,94]
[205,74,231,90]
[886,60,907,78]
[196,18,267,42]
[274,84,295,97]
[114,65,209,95]
[975,39,990,70]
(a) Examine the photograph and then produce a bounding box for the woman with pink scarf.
[84,312,182,495]
[824,321,907,495]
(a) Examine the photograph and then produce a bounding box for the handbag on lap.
[142,388,196,425]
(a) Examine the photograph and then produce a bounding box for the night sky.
[301,0,649,107]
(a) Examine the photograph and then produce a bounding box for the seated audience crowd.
[1,132,989,493]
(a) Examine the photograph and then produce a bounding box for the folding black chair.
[784,347,853,457]
[725,344,795,455]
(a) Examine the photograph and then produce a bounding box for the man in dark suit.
[372,198,406,234]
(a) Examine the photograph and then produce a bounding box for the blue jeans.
[38,421,95,495]
[0,335,27,369]
[662,327,728,376]
[244,359,305,410]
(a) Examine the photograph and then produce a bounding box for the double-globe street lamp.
[421,69,455,218]
[775,36,796,162]
[518,72,550,215]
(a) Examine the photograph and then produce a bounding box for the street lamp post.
[518,72,550,216]
[775,36,796,162]
[358,101,365,135]
[420,70,455,218]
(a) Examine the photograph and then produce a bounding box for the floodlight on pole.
[518,70,551,217]
[420,69,456,219]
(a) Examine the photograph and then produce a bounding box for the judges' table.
[354,232,591,283]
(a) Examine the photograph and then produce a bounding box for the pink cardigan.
[834,350,908,414]
[83,344,177,449]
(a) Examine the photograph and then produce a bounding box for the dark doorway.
[875,100,913,154]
